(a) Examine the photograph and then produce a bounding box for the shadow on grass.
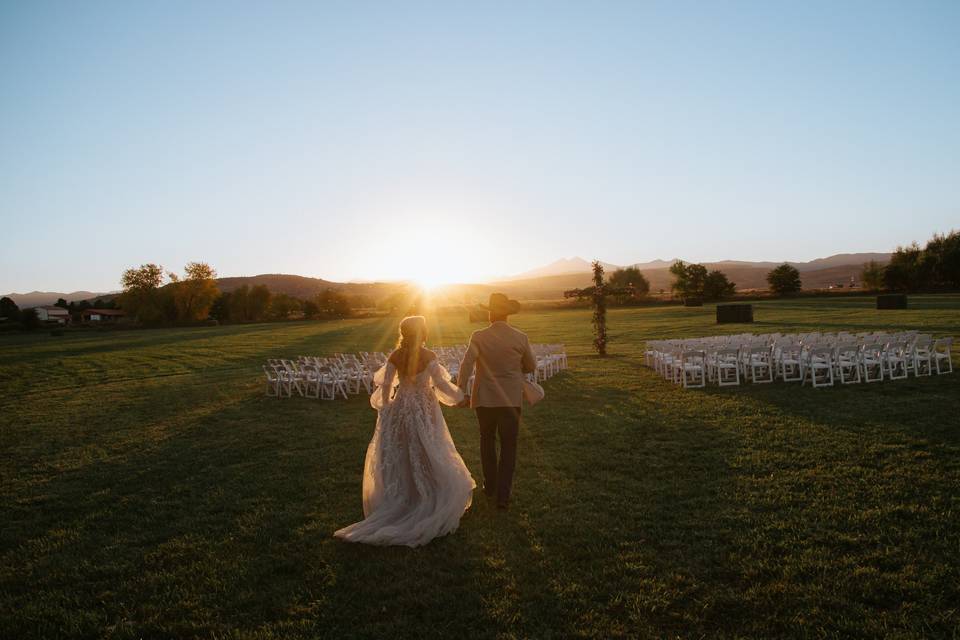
[2,381,381,637]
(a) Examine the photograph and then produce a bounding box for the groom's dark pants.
[476,406,521,505]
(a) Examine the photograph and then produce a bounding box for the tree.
[883,243,928,292]
[924,230,960,288]
[608,267,650,303]
[346,293,375,310]
[170,261,219,322]
[269,293,302,320]
[670,261,708,300]
[378,288,422,316]
[247,285,272,321]
[766,263,802,296]
[686,264,708,298]
[861,261,885,291]
[92,298,115,309]
[564,261,633,356]
[55,298,68,309]
[670,261,730,300]
[302,300,320,319]
[0,297,20,321]
[225,286,249,322]
[119,263,166,324]
[315,289,352,318]
[669,260,692,299]
[21,308,40,330]
[703,270,736,300]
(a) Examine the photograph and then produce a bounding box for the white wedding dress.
[334,360,476,547]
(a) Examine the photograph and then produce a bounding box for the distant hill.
[509,253,891,280]
[3,253,894,309]
[215,273,399,301]
[216,274,340,298]
[2,276,401,310]
[509,257,622,279]
[486,258,889,299]
[2,291,118,308]
[796,253,891,272]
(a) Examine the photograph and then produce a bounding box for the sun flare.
[373,218,494,289]
[412,274,448,291]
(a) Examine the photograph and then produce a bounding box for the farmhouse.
[81,308,125,323]
[35,306,70,324]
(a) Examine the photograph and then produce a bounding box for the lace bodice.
[370,360,463,410]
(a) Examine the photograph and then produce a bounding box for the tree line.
[861,230,959,292]
[117,262,363,326]
[598,262,740,303]
[765,230,960,296]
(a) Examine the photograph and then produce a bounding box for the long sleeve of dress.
[369,363,398,410]
[430,361,464,406]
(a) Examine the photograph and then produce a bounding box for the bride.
[334,316,476,547]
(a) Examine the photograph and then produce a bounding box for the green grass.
[2,295,959,638]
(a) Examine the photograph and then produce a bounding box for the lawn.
[2,295,959,639]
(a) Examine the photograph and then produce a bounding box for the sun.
[371,216,495,288]
[413,274,448,291]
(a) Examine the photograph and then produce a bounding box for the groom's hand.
[457,395,471,408]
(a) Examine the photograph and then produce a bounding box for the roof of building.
[82,308,125,316]
[38,305,69,312]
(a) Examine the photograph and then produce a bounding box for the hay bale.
[717,304,754,324]
[877,294,907,310]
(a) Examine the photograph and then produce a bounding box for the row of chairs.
[532,344,568,381]
[263,344,568,398]
[433,343,568,383]
[647,331,954,389]
[263,352,387,399]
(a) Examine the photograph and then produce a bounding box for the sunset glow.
[358,218,498,288]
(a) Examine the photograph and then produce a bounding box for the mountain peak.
[509,257,622,280]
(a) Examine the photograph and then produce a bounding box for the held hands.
[456,395,471,409]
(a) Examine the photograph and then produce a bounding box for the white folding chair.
[933,337,953,375]
[777,343,804,382]
[911,337,934,377]
[804,346,834,388]
[680,350,706,388]
[746,346,774,384]
[860,343,884,383]
[835,344,861,384]
[263,365,286,397]
[883,342,908,381]
[711,348,741,387]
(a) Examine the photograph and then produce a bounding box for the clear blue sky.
[1,0,958,292]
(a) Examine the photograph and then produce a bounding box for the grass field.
[2,295,959,639]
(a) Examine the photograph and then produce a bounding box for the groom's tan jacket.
[458,320,537,408]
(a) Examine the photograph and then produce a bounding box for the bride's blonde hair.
[394,315,428,377]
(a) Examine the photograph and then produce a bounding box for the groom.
[457,293,537,510]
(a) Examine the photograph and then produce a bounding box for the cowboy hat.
[479,292,521,315]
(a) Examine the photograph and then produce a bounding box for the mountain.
[215,273,399,300]
[3,253,894,309]
[2,291,118,308]
[626,259,676,270]
[509,253,891,279]
[797,253,891,271]
[508,257,622,279]
[489,252,892,298]
[216,274,340,299]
